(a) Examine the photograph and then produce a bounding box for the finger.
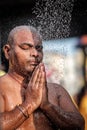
[34,64,45,89]
[31,63,44,85]
[39,71,45,88]
[35,70,42,89]
[40,64,46,84]
[30,65,40,85]
[39,63,45,72]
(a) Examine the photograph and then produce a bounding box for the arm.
[0,64,44,130]
[0,97,31,130]
[40,85,85,130]
[39,65,85,130]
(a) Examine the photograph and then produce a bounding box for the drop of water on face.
[28,0,74,40]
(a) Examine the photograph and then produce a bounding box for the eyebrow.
[20,43,33,47]
[19,42,43,48]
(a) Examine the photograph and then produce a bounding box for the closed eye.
[19,43,43,52]
[35,45,43,51]
[19,43,33,50]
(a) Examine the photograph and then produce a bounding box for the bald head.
[7,25,42,46]
[3,25,43,74]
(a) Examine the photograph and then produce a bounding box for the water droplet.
[29,0,74,40]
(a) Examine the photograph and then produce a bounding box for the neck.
[8,67,31,78]
[8,69,31,87]
[8,70,24,84]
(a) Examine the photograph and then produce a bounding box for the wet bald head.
[7,25,42,46]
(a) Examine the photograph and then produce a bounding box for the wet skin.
[0,27,85,130]
[0,73,84,130]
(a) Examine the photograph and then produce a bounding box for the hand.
[40,64,49,109]
[24,63,45,113]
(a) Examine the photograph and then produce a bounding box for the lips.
[30,61,39,66]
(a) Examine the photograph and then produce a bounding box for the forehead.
[13,29,42,45]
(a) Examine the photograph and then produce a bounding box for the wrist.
[40,101,50,110]
[22,100,37,115]
[16,105,29,119]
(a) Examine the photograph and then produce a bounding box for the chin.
[22,65,36,76]
[26,67,35,74]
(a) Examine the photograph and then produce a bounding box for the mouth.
[30,61,39,66]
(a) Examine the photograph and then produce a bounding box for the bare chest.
[4,85,24,111]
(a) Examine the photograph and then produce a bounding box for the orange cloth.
[79,94,87,130]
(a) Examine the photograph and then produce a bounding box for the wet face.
[8,29,43,76]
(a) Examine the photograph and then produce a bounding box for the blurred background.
[0,0,87,129]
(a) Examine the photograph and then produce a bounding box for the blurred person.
[0,70,5,76]
[0,64,6,76]
[76,34,87,130]
[79,87,87,130]
[0,25,84,130]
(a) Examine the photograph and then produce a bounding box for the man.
[0,25,84,130]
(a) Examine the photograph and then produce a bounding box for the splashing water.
[29,0,74,40]
[1,0,74,44]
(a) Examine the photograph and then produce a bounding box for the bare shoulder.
[47,82,78,111]
[47,82,68,96]
[0,74,9,84]
[47,82,73,102]
[47,82,69,106]
[0,74,10,93]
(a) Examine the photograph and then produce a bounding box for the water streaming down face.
[29,0,74,40]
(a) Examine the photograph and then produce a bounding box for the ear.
[3,44,11,60]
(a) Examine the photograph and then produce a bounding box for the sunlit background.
[43,38,84,97]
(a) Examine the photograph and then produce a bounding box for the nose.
[30,47,38,57]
